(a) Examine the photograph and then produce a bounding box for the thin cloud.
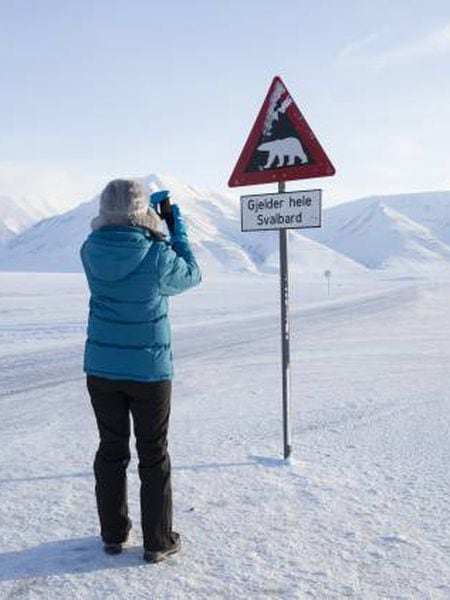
[338,23,450,68]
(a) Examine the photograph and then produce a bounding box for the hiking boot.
[143,532,181,563]
[103,519,132,555]
[104,542,123,555]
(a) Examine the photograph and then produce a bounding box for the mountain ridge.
[0,177,449,275]
[0,193,76,246]
[305,190,450,272]
[0,173,367,276]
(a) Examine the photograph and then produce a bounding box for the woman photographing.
[80,179,201,563]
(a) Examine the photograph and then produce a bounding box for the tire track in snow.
[0,284,418,398]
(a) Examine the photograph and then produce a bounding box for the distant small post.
[324,269,332,296]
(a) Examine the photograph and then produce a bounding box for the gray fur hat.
[91,179,162,233]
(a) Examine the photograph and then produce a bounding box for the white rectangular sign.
[240,189,322,232]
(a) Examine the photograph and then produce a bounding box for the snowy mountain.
[0,194,74,246]
[305,191,450,272]
[2,178,448,276]
[0,173,367,277]
[359,191,450,246]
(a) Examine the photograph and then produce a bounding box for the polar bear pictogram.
[257,137,309,169]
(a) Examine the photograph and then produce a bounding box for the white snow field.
[1,268,449,599]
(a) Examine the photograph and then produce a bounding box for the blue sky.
[1,0,450,207]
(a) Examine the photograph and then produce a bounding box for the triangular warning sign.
[228,76,335,187]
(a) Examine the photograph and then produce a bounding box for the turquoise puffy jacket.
[80,225,201,382]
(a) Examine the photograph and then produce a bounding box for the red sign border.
[228,76,336,188]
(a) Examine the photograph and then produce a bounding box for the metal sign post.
[229,75,336,460]
[241,185,321,459]
[278,181,292,459]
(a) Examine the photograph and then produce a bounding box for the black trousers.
[87,375,173,551]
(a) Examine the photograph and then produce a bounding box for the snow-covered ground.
[1,270,449,598]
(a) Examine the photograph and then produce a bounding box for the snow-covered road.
[0,273,449,599]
